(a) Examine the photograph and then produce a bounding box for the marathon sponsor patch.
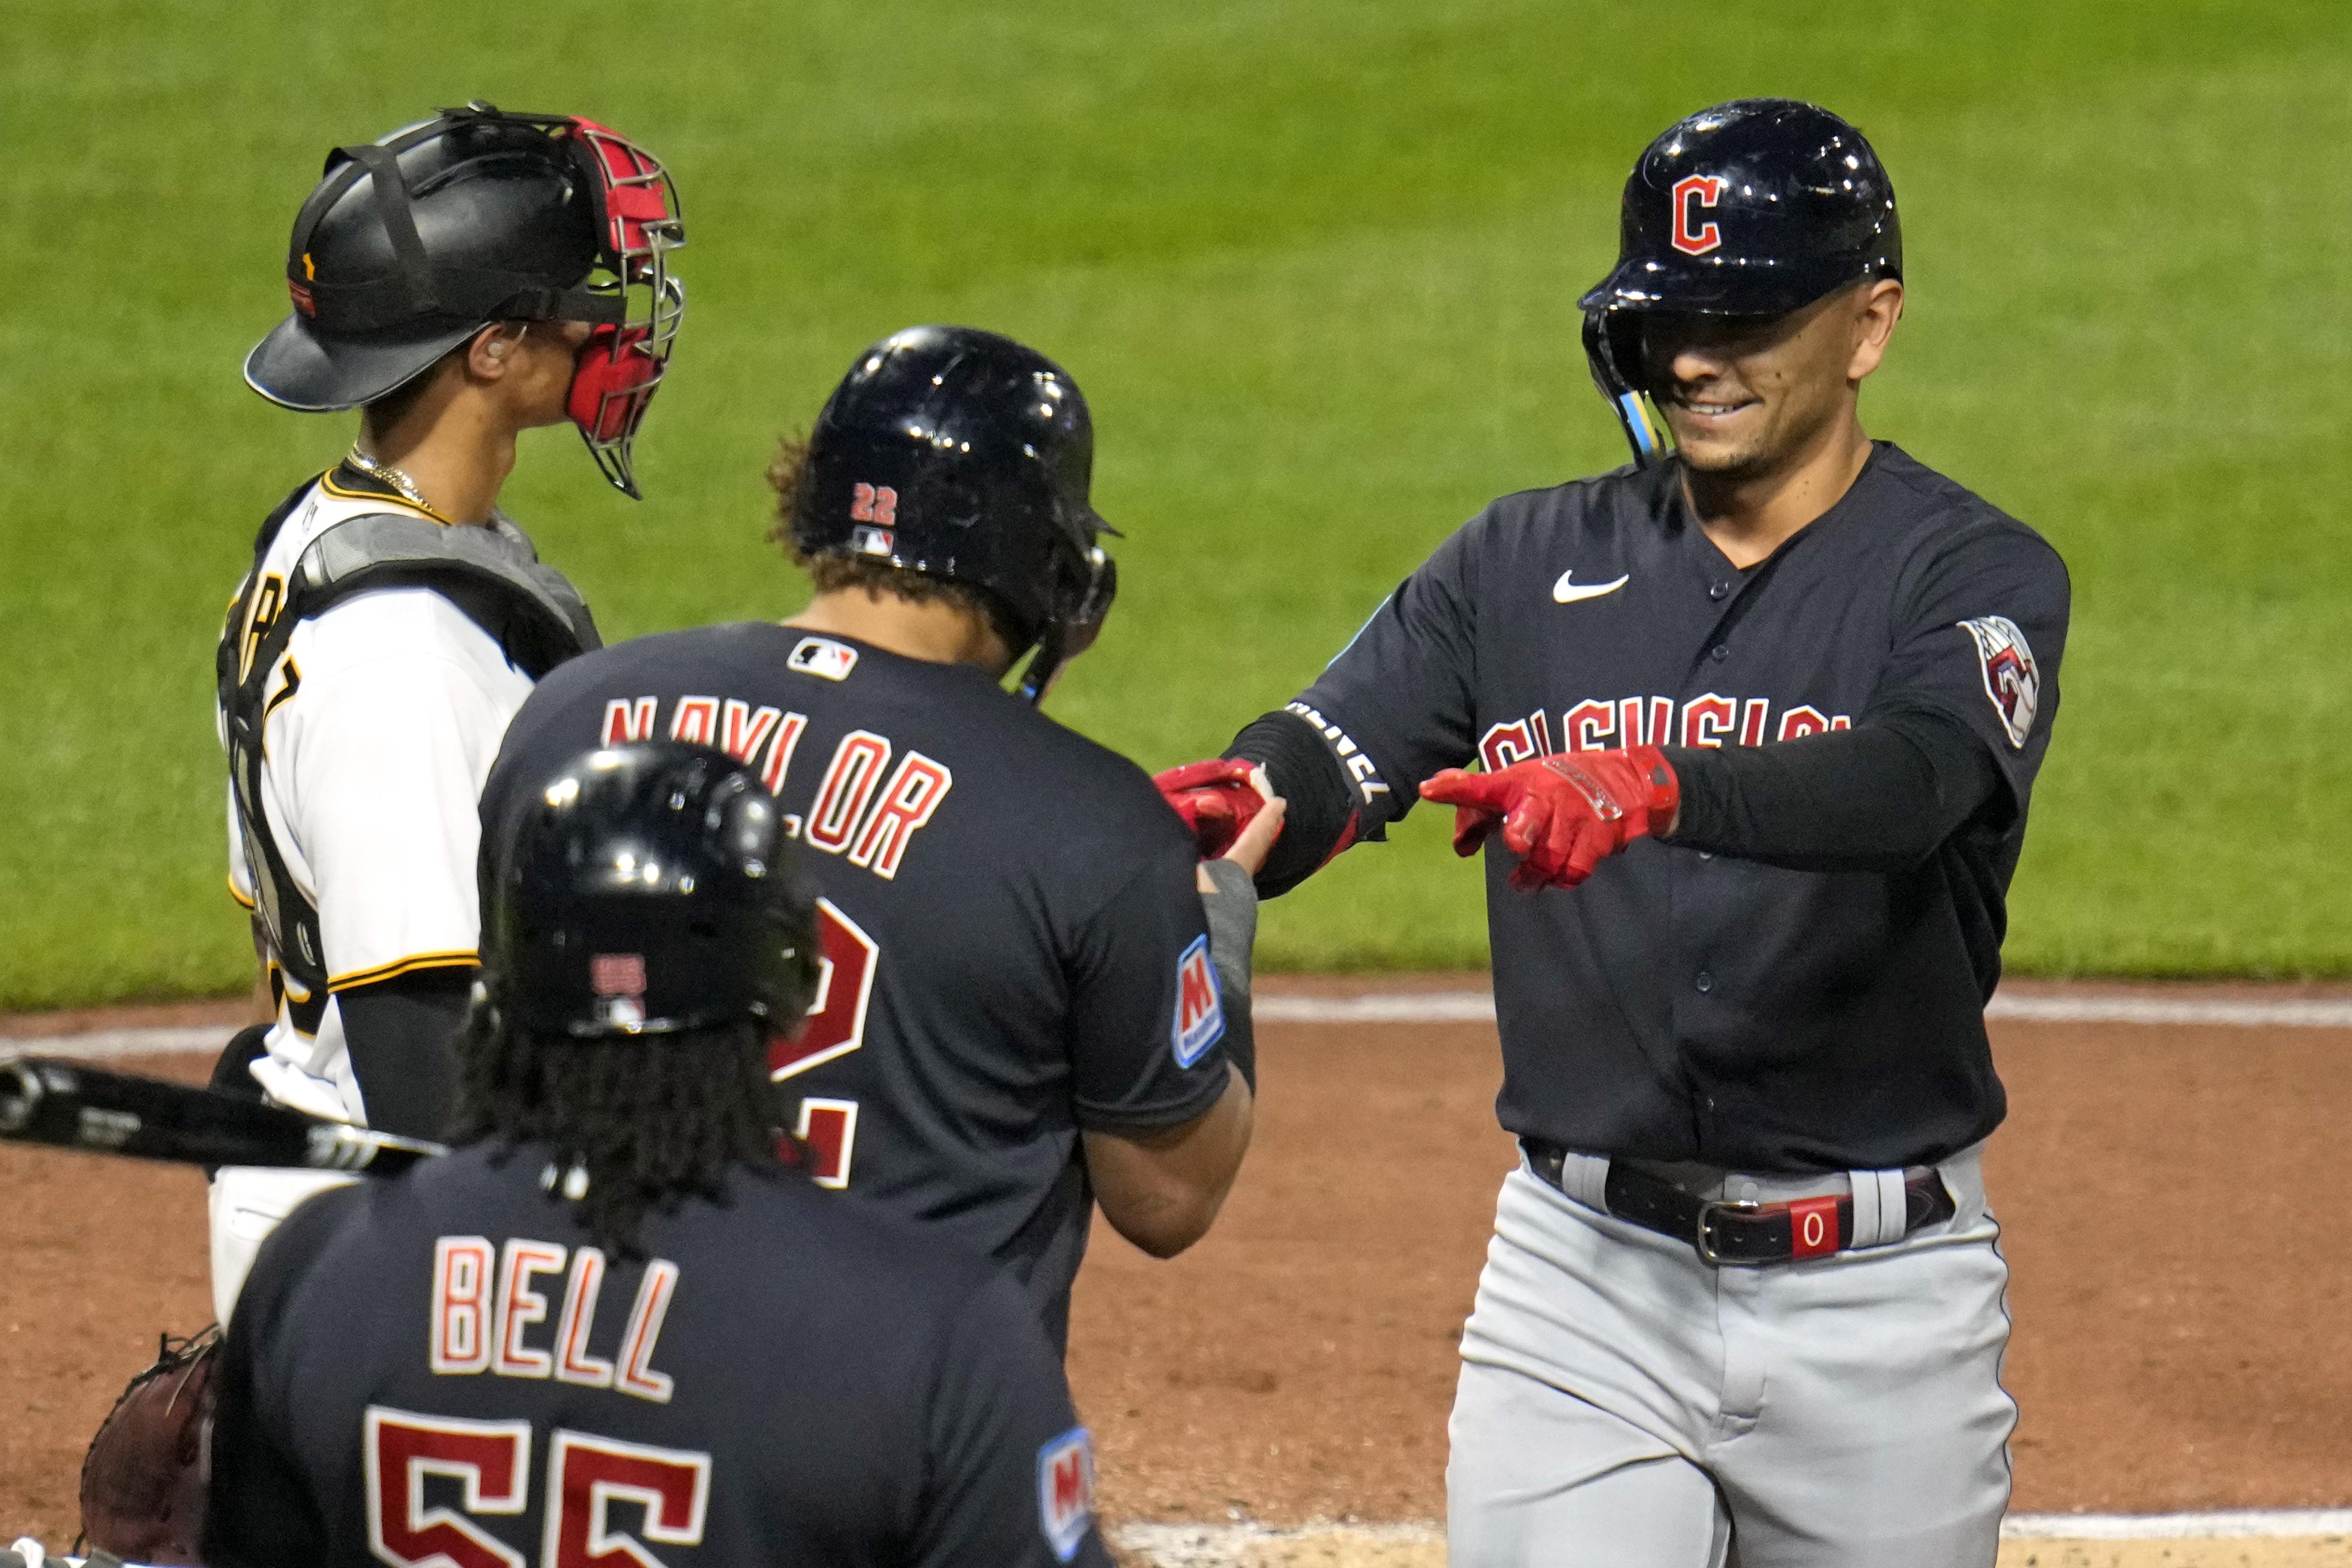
[1956,615,2040,749]
[787,636,859,683]
[1037,1426,1096,1562]
[1172,935,1224,1067]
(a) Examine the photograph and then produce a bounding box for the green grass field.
[3,1,2347,1009]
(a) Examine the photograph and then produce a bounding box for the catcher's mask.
[789,325,1119,705]
[246,101,686,497]
[480,742,820,1039]
[1577,98,1901,468]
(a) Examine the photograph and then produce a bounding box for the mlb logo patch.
[788,636,860,683]
[1036,1426,1096,1563]
[849,524,896,557]
[1956,615,2040,750]
[1171,935,1224,1067]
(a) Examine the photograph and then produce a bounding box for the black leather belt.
[1522,1139,1956,1267]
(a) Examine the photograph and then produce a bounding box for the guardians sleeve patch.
[1956,615,2040,749]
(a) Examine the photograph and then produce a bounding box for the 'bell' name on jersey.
[203,1147,1111,1567]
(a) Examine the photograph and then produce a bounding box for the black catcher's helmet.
[790,325,1118,704]
[481,741,819,1039]
[246,101,685,496]
[1577,98,1901,466]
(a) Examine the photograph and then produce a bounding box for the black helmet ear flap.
[1012,543,1116,704]
[1581,313,1670,468]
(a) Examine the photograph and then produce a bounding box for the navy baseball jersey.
[483,627,1232,1345]
[203,1147,1110,1568]
[1294,443,2069,1171]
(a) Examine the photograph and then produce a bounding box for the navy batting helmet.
[1578,99,1901,465]
[481,741,819,1039]
[789,325,1118,704]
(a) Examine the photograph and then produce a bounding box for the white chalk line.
[0,1025,235,1061]
[1117,1511,2352,1559]
[1251,990,2352,1028]
[2002,1509,2352,1538]
[1,988,2347,1066]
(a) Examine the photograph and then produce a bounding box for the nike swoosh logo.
[1552,570,1630,605]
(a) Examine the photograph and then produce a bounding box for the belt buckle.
[1694,1198,1761,1267]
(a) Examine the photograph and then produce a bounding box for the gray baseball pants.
[1446,1145,2015,1567]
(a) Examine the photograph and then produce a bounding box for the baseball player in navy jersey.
[1162,100,2070,1566]
[205,741,1111,1568]
[484,325,1277,1351]
[210,103,684,1323]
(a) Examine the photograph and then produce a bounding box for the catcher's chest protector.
[216,492,600,996]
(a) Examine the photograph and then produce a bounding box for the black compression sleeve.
[1660,706,2006,873]
[1224,711,1360,897]
[336,968,470,1139]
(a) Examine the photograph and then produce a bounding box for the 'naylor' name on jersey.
[1477,693,1855,771]
[597,695,952,882]
[429,1235,679,1402]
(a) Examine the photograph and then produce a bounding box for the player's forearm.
[337,968,471,1139]
[1083,1070,1253,1258]
[1660,706,2002,872]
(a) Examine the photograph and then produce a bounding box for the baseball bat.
[0,1055,443,1175]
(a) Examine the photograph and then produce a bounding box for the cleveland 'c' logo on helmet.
[1958,615,2041,750]
[1670,174,1729,256]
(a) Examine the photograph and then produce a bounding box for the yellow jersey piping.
[318,469,456,526]
[328,950,479,991]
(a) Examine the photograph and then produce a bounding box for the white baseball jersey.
[221,469,537,1126]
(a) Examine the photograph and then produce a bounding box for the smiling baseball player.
[211,102,684,1322]
[1162,99,2070,1566]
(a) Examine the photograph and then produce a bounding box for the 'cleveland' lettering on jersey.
[1298,444,2068,1171]
[1477,696,1854,770]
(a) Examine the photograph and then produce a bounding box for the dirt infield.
[2,982,2348,1551]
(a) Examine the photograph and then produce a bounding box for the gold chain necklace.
[344,445,436,514]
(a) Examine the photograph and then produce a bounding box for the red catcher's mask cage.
[560,117,685,498]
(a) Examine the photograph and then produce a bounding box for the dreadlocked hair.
[453,998,792,1258]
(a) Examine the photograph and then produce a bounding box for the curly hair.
[765,433,1027,651]
[451,1000,796,1257]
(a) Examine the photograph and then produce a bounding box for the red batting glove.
[1154,758,1272,860]
[1419,747,1679,891]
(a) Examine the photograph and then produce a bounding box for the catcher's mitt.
[79,1327,220,1567]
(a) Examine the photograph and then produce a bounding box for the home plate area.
[2,979,2349,1564]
